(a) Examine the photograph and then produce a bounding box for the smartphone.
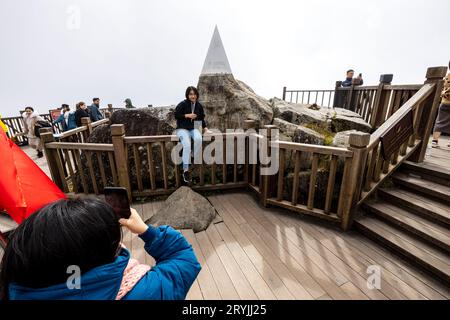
[104,187,131,219]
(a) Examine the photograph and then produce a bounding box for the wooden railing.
[283,78,423,129]
[1,107,122,144]
[40,66,447,231]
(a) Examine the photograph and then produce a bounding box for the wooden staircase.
[355,161,450,285]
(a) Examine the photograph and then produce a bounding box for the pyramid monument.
[197,26,273,130]
[201,26,233,75]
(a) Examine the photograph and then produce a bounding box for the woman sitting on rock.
[0,198,201,300]
[174,86,209,183]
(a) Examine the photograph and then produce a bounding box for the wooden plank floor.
[125,192,450,300]
[424,135,450,171]
[4,138,448,300]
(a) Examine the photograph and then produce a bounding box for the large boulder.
[146,186,216,232]
[78,107,179,192]
[271,97,372,133]
[271,98,330,129]
[88,107,176,144]
[198,74,273,130]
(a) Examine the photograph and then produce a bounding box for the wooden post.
[243,120,256,185]
[41,129,65,190]
[340,132,370,231]
[332,81,342,108]
[370,74,393,128]
[260,124,277,206]
[111,124,132,201]
[409,66,448,163]
[81,117,92,141]
[282,86,287,101]
[347,85,355,111]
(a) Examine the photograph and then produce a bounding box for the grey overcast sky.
[0,0,449,117]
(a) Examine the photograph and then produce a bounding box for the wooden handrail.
[124,131,248,143]
[44,142,114,151]
[272,140,353,157]
[367,83,435,150]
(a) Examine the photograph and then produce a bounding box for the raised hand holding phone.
[104,187,131,219]
[119,208,149,235]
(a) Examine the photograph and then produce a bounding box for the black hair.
[24,106,34,112]
[185,86,199,100]
[0,197,121,300]
[346,69,354,74]
[93,98,100,102]
[62,104,69,108]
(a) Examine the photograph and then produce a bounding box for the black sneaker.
[37,151,44,158]
[182,170,192,184]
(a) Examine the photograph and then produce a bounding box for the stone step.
[392,172,450,204]
[354,216,450,285]
[363,200,450,253]
[378,188,450,226]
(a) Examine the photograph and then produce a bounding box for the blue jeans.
[176,128,202,171]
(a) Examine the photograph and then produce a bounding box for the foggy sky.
[0,0,449,117]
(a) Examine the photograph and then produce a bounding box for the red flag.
[0,130,67,224]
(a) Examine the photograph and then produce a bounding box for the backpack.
[34,120,52,137]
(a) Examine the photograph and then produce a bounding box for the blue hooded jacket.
[8,225,201,300]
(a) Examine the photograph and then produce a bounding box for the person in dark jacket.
[88,98,104,122]
[74,102,90,127]
[342,69,364,87]
[124,98,135,108]
[174,86,209,183]
[0,197,201,300]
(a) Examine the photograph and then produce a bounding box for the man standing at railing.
[342,69,364,87]
[88,98,104,122]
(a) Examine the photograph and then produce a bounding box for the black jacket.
[174,99,207,130]
[75,108,90,127]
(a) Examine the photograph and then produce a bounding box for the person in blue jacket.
[0,198,201,300]
[53,105,77,132]
[341,69,363,87]
[88,98,104,122]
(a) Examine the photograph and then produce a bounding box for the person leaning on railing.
[74,102,90,127]
[0,197,201,300]
[432,61,450,148]
[341,69,364,87]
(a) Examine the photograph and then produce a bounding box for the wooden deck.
[124,192,450,300]
[423,135,450,172]
[1,140,448,299]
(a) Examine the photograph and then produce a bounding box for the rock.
[146,186,216,232]
[86,107,176,144]
[271,97,330,128]
[80,107,179,192]
[197,74,273,130]
[293,125,325,145]
[271,97,372,134]
[331,112,372,133]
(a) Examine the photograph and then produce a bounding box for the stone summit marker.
[200,25,232,75]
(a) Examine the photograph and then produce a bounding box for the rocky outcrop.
[78,107,179,192]
[146,186,216,232]
[198,74,273,130]
[87,107,176,144]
